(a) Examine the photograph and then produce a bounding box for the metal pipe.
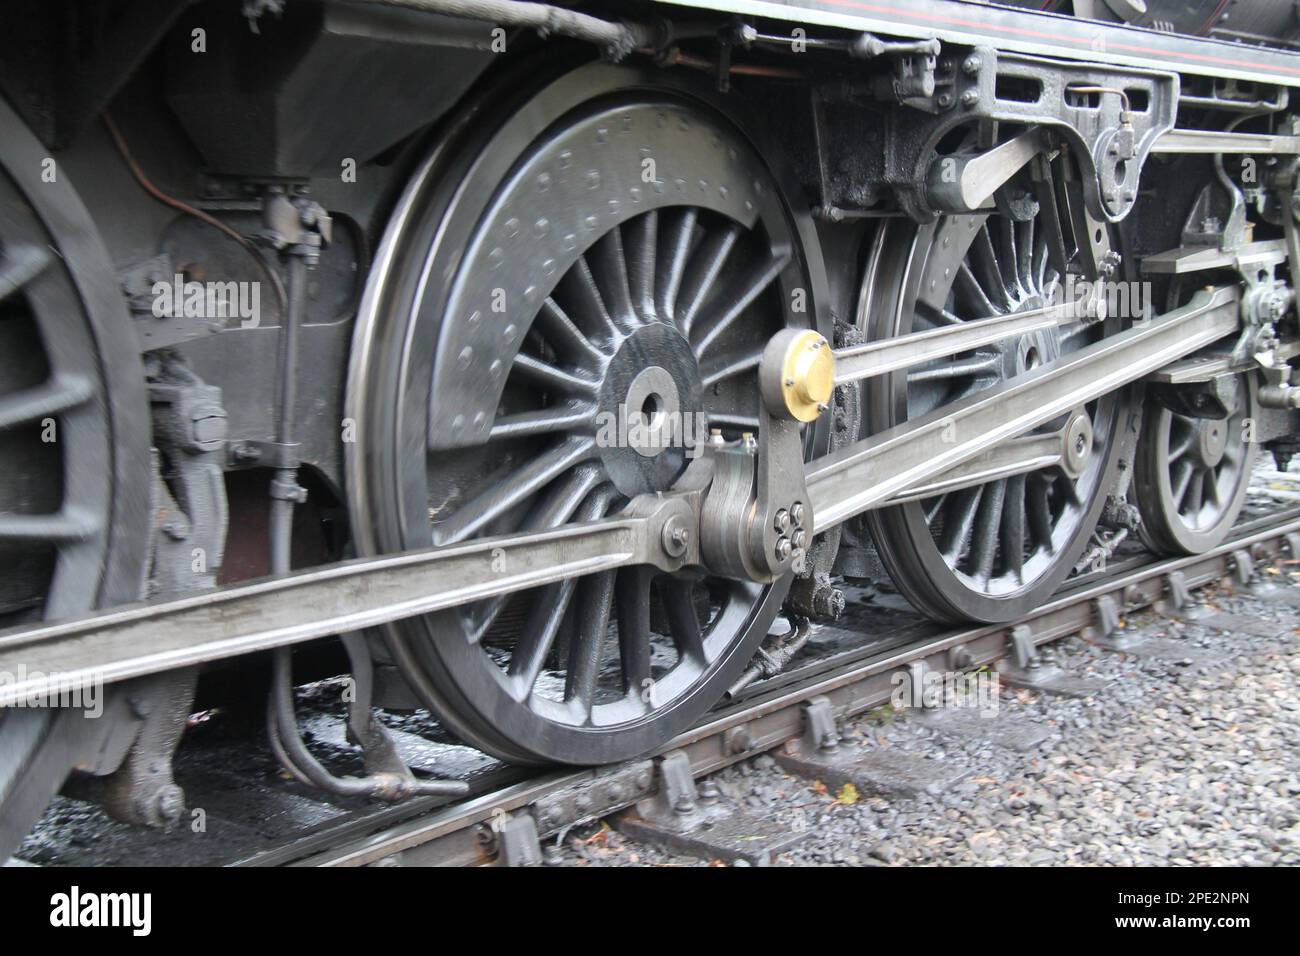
[353,0,659,58]
[270,255,306,578]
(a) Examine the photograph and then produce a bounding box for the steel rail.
[275,509,1300,867]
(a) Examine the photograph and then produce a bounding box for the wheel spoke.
[678,223,741,335]
[0,244,49,303]
[489,405,595,441]
[588,227,636,330]
[691,250,790,356]
[565,569,615,712]
[659,578,705,664]
[955,262,1005,317]
[972,226,1013,311]
[533,297,605,368]
[655,208,698,324]
[615,565,655,698]
[1000,475,1027,583]
[557,255,618,343]
[433,437,594,544]
[997,218,1025,302]
[1170,458,1196,509]
[624,211,658,321]
[511,353,599,396]
[969,478,1006,580]
[507,579,578,696]
[1168,417,1196,460]
[1016,216,1035,294]
[701,347,762,388]
[465,467,603,643]
[1026,473,1055,554]
[0,509,99,543]
[915,300,964,327]
[937,485,983,563]
[1183,465,1205,516]
[0,375,94,430]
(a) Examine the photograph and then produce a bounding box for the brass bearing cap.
[760,329,835,422]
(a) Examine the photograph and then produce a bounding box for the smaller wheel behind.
[1133,373,1258,555]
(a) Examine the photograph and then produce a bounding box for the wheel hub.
[1194,418,1228,468]
[595,321,703,495]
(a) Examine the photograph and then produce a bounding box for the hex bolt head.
[661,516,690,558]
[961,89,980,108]
[773,508,791,533]
[961,54,981,75]
[790,501,806,527]
[775,536,793,561]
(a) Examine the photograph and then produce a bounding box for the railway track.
[15,493,1300,868]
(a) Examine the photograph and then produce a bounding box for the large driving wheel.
[347,63,828,764]
[0,97,151,858]
[859,208,1128,623]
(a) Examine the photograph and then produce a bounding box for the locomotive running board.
[0,286,1240,706]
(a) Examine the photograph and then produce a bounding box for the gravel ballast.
[557,577,1300,867]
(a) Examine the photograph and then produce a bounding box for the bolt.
[662,516,691,558]
[961,89,980,108]
[790,501,806,526]
[936,92,954,109]
[792,529,807,550]
[674,796,696,815]
[234,443,262,463]
[961,54,981,75]
[775,536,793,561]
[698,781,720,804]
[773,508,791,533]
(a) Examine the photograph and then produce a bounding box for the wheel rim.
[348,65,827,764]
[0,97,150,621]
[860,210,1124,623]
[0,96,150,860]
[1134,374,1257,554]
